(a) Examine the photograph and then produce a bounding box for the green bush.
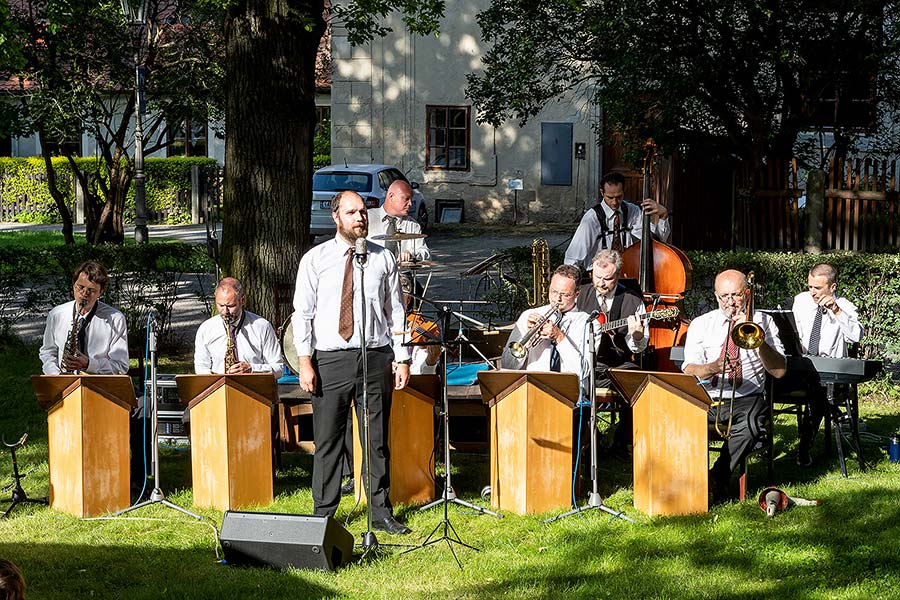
[0,156,219,225]
[3,242,214,352]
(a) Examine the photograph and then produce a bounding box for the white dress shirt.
[292,236,411,361]
[564,200,671,270]
[683,309,785,399]
[501,305,592,374]
[791,292,863,358]
[39,300,129,375]
[367,207,431,261]
[576,286,649,354]
[411,347,437,375]
[194,311,283,376]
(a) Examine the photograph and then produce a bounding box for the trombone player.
[502,264,591,373]
[682,269,786,504]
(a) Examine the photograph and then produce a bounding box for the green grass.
[2,334,900,599]
[0,231,87,251]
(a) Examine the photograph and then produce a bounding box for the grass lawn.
[2,335,900,599]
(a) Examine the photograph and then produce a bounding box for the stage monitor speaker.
[220,511,354,571]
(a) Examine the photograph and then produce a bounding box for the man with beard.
[682,269,786,503]
[292,191,412,535]
[194,277,283,376]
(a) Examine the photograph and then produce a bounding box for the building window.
[167,116,208,157]
[426,105,470,171]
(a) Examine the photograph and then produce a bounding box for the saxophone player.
[194,277,283,376]
[501,264,591,373]
[39,261,129,375]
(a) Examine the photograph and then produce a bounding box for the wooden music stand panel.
[609,369,710,516]
[481,371,576,515]
[353,375,437,505]
[37,376,132,517]
[181,375,274,511]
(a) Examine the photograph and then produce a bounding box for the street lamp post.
[121,0,149,244]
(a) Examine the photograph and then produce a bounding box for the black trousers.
[311,346,394,520]
[708,394,767,482]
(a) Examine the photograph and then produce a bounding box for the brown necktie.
[612,210,624,253]
[338,247,354,341]
[712,325,742,387]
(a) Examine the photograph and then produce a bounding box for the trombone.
[508,303,562,359]
[714,272,764,438]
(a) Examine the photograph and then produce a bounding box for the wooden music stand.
[353,374,437,506]
[176,374,276,511]
[608,369,712,516]
[32,375,136,517]
[478,370,579,515]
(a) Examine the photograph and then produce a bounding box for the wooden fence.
[737,156,900,252]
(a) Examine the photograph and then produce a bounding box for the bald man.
[367,180,430,263]
[682,269,786,503]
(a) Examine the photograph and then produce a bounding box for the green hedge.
[0,156,219,225]
[0,241,213,350]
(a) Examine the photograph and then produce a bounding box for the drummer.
[367,180,431,263]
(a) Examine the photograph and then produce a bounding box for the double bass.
[621,146,692,372]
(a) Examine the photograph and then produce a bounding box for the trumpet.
[508,303,562,359]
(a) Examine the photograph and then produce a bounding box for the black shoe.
[340,479,354,496]
[371,516,411,535]
[708,473,730,506]
[796,448,813,468]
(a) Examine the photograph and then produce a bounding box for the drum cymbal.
[372,232,428,241]
[398,260,440,270]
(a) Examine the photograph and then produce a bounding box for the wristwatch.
[395,359,412,365]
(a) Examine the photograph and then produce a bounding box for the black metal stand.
[826,381,865,477]
[1,434,48,518]
[404,305,501,569]
[545,318,633,524]
[110,318,202,520]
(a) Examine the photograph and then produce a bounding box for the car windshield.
[313,172,372,193]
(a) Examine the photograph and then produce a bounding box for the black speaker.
[220,511,354,571]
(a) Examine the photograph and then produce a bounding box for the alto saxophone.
[61,299,86,374]
[223,315,238,372]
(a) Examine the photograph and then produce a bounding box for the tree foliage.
[467,0,900,170]
[1,0,224,244]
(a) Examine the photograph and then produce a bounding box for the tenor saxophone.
[223,315,238,372]
[61,299,86,374]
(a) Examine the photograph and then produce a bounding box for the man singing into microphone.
[39,260,129,375]
[792,263,863,467]
[292,190,412,535]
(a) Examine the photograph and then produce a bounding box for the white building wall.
[331,2,600,223]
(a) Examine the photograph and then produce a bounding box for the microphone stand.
[109,317,202,520]
[355,243,380,557]
[545,315,634,523]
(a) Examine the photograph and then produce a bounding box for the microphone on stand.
[355,236,368,266]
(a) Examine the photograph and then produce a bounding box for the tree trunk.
[37,129,75,245]
[222,0,324,324]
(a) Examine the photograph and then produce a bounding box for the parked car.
[311,164,429,237]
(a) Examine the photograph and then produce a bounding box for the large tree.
[1,0,223,244]
[221,0,444,321]
[467,0,900,172]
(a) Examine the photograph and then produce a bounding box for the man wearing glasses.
[564,171,670,272]
[502,264,591,373]
[39,260,129,375]
[682,269,786,503]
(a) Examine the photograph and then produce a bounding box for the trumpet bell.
[508,341,527,359]
[732,322,764,349]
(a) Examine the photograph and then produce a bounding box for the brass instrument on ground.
[223,315,238,372]
[61,300,86,374]
[508,303,562,359]
[529,238,550,307]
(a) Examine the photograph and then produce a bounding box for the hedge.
[0,156,219,225]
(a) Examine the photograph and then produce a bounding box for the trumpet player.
[501,265,590,373]
[682,269,786,504]
[39,261,128,375]
[194,277,282,376]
